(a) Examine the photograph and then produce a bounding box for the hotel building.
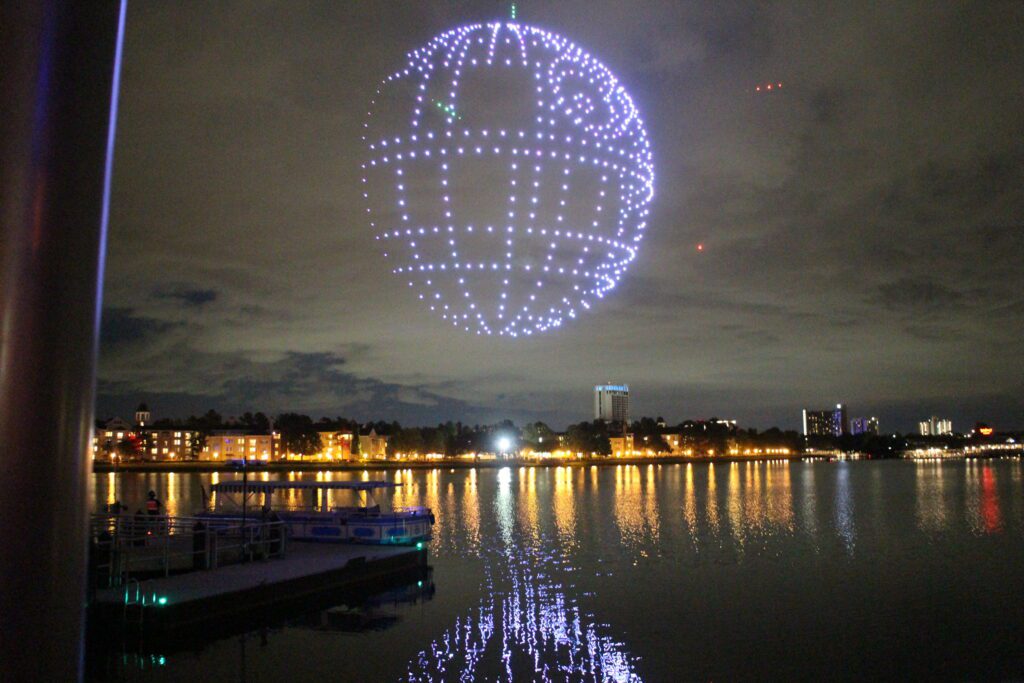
[919,417,953,436]
[802,404,848,437]
[594,384,630,424]
[201,432,279,461]
[850,416,880,435]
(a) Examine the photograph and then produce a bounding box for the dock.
[90,542,428,634]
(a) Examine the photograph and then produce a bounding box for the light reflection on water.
[834,463,855,555]
[915,461,948,532]
[965,461,1004,535]
[406,466,642,682]
[91,459,1024,681]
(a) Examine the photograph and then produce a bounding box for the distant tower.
[850,416,880,436]
[802,403,848,437]
[135,402,151,427]
[594,385,630,424]
[835,403,848,436]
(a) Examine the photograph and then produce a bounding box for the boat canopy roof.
[210,480,400,494]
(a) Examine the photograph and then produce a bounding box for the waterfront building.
[594,384,629,423]
[91,410,199,461]
[92,417,133,460]
[850,416,880,435]
[802,404,848,437]
[202,431,278,461]
[317,430,355,460]
[609,434,635,457]
[919,417,953,436]
[359,428,389,459]
[141,428,199,460]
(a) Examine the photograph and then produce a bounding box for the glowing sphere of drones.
[362,21,654,337]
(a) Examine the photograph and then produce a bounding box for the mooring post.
[0,2,125,680]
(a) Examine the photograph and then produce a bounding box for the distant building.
[202,431,278,461]
[92,406,199,461]
[919,417,953,436]
[134,403,151,427]
[850,416,880,436]
[92,418,133,460]
[972,422,994,437]
[141,428,199,460]
[802,404,847,437]
[594,384,629,423]
[609,434,634,457]
[317,430,355,460]
[359,428,389,459]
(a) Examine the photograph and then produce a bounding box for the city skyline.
[97,1,1024,432]
[96,393,998,438]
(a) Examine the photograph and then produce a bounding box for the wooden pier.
[90,542,428,634]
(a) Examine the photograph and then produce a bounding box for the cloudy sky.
[98,1,1024,431]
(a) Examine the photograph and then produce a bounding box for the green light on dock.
[158,656,166,666]
[416,541,424,550]
[510,3,517,20]
[157,596,168,606]
[417,580,423,587]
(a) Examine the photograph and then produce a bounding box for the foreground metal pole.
[0,2,125,680]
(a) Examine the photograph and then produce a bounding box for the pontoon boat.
[202,480,433,545]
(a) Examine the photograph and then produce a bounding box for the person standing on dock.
[145,490,162,516]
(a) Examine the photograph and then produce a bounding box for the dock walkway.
[91,542,427,633]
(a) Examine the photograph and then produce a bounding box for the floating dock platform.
[90,543,428,634]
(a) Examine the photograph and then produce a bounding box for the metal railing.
[89,514,287,590]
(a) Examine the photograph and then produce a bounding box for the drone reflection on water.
[405,468,642,682]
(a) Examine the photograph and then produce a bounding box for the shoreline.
[93,453,890,473]
[90,451,1023,474]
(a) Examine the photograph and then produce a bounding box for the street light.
[497,436,512,457]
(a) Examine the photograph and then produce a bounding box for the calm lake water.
[90,459,1024,681]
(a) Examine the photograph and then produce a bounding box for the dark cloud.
[100,307,179,350]
[874,278,964,311]
[99,1,1024,431]
[155,285,218,307]
[98,348,462,423]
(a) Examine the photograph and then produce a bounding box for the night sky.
[97,1,1024,432]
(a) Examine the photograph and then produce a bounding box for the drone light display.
[362,20,654,337]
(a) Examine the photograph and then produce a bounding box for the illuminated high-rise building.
[919,417,953,436]
[802,404,848,437]
[850,416,880,435]
[594,385,630,424]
